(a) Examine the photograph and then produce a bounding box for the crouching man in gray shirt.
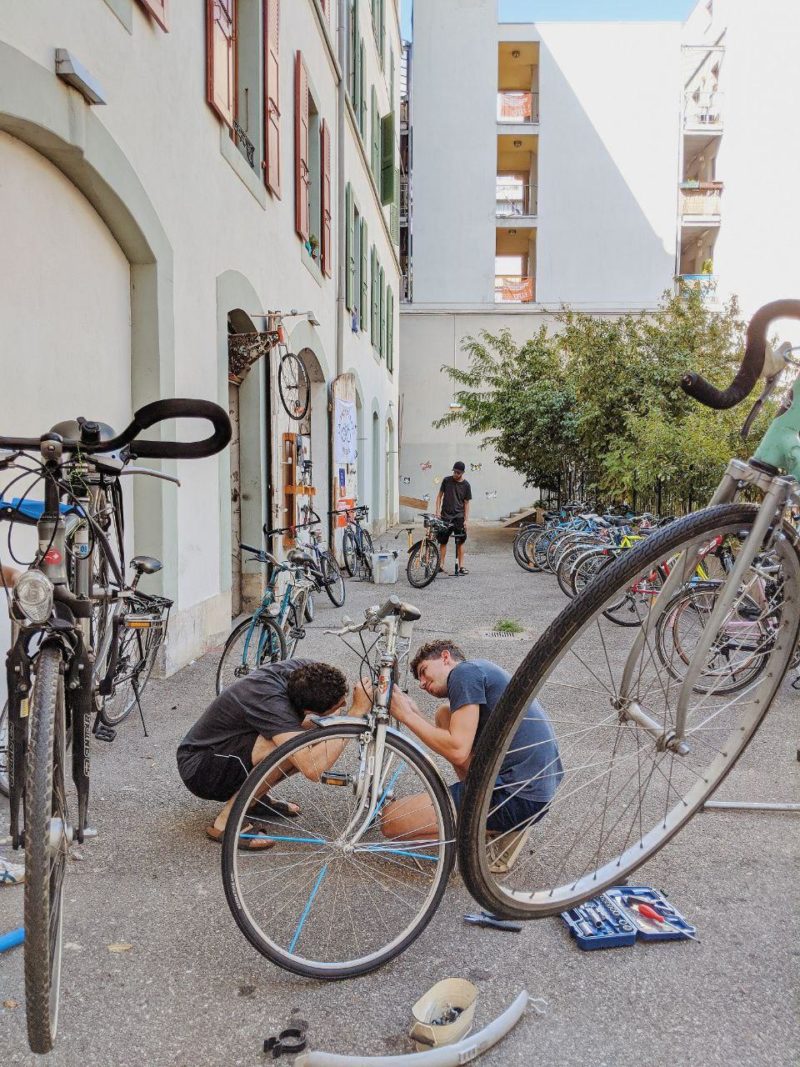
[386,640,563,839]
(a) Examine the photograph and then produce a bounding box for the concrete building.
[0,0,401,677]
[400,0,800,521]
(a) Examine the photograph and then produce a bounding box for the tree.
[436,290,770,511]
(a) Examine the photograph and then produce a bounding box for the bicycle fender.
[408,539,424,555]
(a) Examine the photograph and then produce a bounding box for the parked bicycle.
[404,513,454,588]
[0,399,230,1053]
[458,300,800,922]
[332,503,374,580]
[295,506,346,607]
[220,595,456,978]
[230,309,311,421]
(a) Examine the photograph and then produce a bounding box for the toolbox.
[560,885,697,950]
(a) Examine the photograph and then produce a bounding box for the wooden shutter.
[345,184,353,309]
[294,52,310,240]
[360,219,369,329]
[379,265,386,358]
[359,41,367,137]
[264,0,281,197]
[371,87,380,180]
[386,286,394,371]
[321,120,332,278]
[206,0,235,128]
[137,0,169,31]
[381,112,395,204]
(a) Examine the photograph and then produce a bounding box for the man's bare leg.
[456,541,465,571]
[212,735,287,832]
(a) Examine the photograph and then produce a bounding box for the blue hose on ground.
[0,927,25,953]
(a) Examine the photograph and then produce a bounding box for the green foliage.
[494,618,524,634]
[435,290,771,510]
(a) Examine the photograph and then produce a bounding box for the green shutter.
[345,183,354,310]
[350,2,359,105]
[379,265,386,359]
[371,87,380,180]
[379,0,385,66]
[371,246,378,345]
[360,218,369,330]
[386,286,394,371]
[359,42,367,138]
[380,112,395,204]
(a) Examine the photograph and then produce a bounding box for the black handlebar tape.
[374,595,401,620]
[240,543,262,555]
[117,399,232,459]
[681,299,800,409]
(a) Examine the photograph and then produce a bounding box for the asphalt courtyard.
[2,524,798,1066]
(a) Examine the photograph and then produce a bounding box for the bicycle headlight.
[14,570,54,624]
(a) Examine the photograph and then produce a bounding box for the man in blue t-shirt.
[386,640,563,839]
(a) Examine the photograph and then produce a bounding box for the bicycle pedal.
[92,721,117,743]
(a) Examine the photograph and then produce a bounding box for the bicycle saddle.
[398,603,421,622]
[130,555,163,575]
[288,549,315,566]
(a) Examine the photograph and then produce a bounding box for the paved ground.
[2,524,799,1066]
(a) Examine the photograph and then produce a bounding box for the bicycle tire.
[221,724,456,979]
[320,551,346,607]
[216,614,287,695]
[0,699,8,797]
[24,644,68,1054]
[100,621,164,727]
[513,527,541,573]
[458,503,800,919]
[407,540,440,588]
[342,528,357,577]
[278,352,310,421]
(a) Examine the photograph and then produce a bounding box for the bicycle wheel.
[24,644,69,1054]
[0,699,8,796]
[101,619,164,727]
[216,615,287,695]
[513,528,541,573]
[407,540,440,588]
[221,725,456,979]
[458,503,800,919]
[320,551,346,607]
[342,528,357,577]
[278,352,310,421]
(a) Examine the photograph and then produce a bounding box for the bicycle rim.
[407,541,439,588]
[0,700,8,796]
[222,726,455,978]
[216,615,286,694]
[278,352,310,421]
[342,529,357,577]
[24,645,68,1054]
[101,626,157,726]
[458,504,800,918]
[321,553,346,607]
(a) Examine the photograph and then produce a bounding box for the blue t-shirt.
[447,659,563,804]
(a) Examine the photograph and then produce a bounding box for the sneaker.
[0,858,25,886]
[458,567,469,576]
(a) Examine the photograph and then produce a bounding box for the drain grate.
[479,629,529,640]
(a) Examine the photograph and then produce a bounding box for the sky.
[400,1,699,39]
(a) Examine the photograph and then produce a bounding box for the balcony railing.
[400,176,410,217]
[684,90,724,129]
[677,274,719,304]
[496,182,537,217]
[680,182,722,219]
[495,275,535,303]
[497,91,539,123]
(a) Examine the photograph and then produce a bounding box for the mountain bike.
[405,514,453,588]
[0,399,231,1053]
[333,504,373,580]
[220,595,456,978]
[458,299,800,920]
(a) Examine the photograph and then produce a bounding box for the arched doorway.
[371,411,381,530]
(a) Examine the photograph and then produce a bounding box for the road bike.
[333,504,374,580]
[0,399,230,1052]
[458,299,800,920]
[405,513,453,588]
[220,595,456,978]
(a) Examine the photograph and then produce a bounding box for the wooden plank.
[502,506,542,529]
[400,494,429,511]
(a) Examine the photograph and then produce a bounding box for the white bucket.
[371,551,398,584]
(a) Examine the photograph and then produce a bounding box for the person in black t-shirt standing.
[435,461,472,575]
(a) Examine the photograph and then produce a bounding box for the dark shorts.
[437,516,467,546]
[449,780,549,834]
[177,734,257,802]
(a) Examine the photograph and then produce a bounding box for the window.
[370,245,379,345]
[371,0,384,66]
[360,219,369,330]
[346,183,362,314]
[359,41,367,138]
[206,1,281,193]
[378,264,385,358]
[371,86,380,182]
[295,52,311,240]
[380,111,395,204]
[348,0,358,101]
[386,286,394,371]
[295,53,332,274]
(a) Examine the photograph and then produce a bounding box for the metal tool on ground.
[264,1021,308,1059]
[463,911,523,933]
[625,899,701,942]
[561,885,695,949]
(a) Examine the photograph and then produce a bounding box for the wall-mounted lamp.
[513,139,522,148]
[511,49,521,59]
[55,48,107,105]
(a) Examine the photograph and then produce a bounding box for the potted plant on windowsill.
[305,234,320,261]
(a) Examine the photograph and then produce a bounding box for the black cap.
[453,461,466,472]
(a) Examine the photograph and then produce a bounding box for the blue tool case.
[561,885,696,950]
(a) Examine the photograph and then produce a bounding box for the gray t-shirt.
[447,659,563,803]
[176,658,311,777]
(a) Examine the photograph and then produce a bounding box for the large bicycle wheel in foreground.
[458,504,800,918]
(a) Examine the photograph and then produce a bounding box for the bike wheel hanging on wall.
[278,352,310,421]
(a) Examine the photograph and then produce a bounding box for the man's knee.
[252,735,277,765]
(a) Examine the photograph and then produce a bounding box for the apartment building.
[400,0,800,521]
[0,0,400,675]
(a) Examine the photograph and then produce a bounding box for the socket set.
[561,885,696,951]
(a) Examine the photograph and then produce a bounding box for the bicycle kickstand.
[133,678,150,738]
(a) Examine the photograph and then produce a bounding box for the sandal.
[206,824,275,851]
[248,795,301,819]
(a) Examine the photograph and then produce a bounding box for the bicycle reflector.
[14,570,54,624]
[123,615,154,629]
